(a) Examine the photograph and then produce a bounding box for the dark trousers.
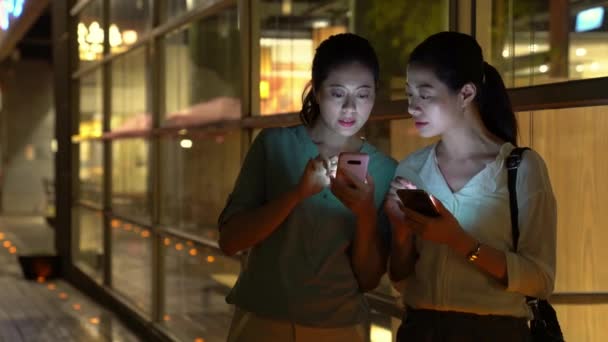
[397,308,532,342]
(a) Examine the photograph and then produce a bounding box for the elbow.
[358,268,385,292]
[218,229,238,256]
[536,271,555,299]
[359,276,382,292]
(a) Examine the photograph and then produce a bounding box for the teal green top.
[218,125,396,327]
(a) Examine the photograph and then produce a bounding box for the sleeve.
[505,151,557,299]
[375,157,398,250]
[217,129,268,228]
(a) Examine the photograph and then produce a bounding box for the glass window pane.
[111,217,152,314]
[162,5,242,126]
[77,0,103,66]
[485,0,608,87]
[78,70,104,204]
[159,131,241,239]
[356,0,449,101]
[162,236,239,341]
[109,0,150,54]
[79,141,104,204]
[111,47,150,132]
[112,139,151,223]
[257,0,449,115]
[73,206,105,283]
[164,0,225,21]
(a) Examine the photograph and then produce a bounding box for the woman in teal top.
[218,33,396,341]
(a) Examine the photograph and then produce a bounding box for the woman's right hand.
[384,177,417,241]
[296,156,331,199]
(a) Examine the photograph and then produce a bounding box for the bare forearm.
[450,232,508,285]
[219,188,302,256]
[351,213,387,291]
[389,232,416,282]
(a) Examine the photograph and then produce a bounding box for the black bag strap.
[507,147,565,340]
[506,147,536,306]
[506,147,530,251]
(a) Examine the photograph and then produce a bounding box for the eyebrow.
[405,83,434,89]
[327,84,373,89]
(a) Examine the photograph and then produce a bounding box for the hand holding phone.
[396,189,440,217]
[337,152,369,183]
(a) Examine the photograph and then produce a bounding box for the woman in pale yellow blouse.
[386,32,557,341]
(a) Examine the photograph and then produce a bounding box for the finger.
[395,177,417,189]
[365,173,374,187]
[337,168,363,189]
[401,207,430,225]
[429,195,447,214]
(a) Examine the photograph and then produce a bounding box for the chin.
[335,126,360,137]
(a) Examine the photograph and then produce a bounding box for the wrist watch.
[466,242,482,262]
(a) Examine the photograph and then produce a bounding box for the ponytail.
[299,82,320,127]
[477,62,518,145]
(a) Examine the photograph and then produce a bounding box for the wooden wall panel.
[531,106,608,293]
[516,111,531,147]
[389,119,438,161]
[554,304,608,342]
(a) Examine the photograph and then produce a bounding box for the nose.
[342,94,356,112]
[407,97,421,117]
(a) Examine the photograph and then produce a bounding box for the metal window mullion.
[102,0,113,288]
[149,0,165,324]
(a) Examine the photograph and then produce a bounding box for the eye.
[331,91,345,98]
[357,93,370,99]
[420,95,431,100]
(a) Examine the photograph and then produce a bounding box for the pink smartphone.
[337,152,369,183]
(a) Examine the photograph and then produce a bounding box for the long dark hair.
[300,33,380,126]
[408,31,517,145]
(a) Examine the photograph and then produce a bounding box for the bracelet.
[466,242,482,262]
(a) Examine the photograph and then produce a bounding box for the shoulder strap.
[506,147,530,251]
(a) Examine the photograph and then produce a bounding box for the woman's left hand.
[400,195,465,245]
[330,168,376,219]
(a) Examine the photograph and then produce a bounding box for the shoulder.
[364,142,397,170]
[395,144,434,174]
[513,147,554,194]
[256,125,303,145]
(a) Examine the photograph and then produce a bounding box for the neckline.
[429,141,513,194]
[297,125,371,157]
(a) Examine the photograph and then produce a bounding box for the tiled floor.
[0,216,140,342]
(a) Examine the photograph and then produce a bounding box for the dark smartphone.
[396,189,440,217]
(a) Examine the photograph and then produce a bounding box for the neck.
[439,125,502,160]
[308,121,361,154]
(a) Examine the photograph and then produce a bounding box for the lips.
[414,121,428,129]
[338,119,356,128]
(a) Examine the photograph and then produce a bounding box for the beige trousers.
[226,308,367,342]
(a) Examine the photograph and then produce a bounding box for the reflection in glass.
[112,139,150,223]
[79,141,103,204]
[111,217,152,314]
[159,131,241,239]
[162,236,239,341]
[162,5,241,126]
[165,0,224,21]
[257,0,449,115]
[109,0,150,54]
[111,48,150,132]
[77,0,103,65]
[258,0,349,115]
[78,70,104,204]
[487,0,608,87]
[73,206,104,283]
